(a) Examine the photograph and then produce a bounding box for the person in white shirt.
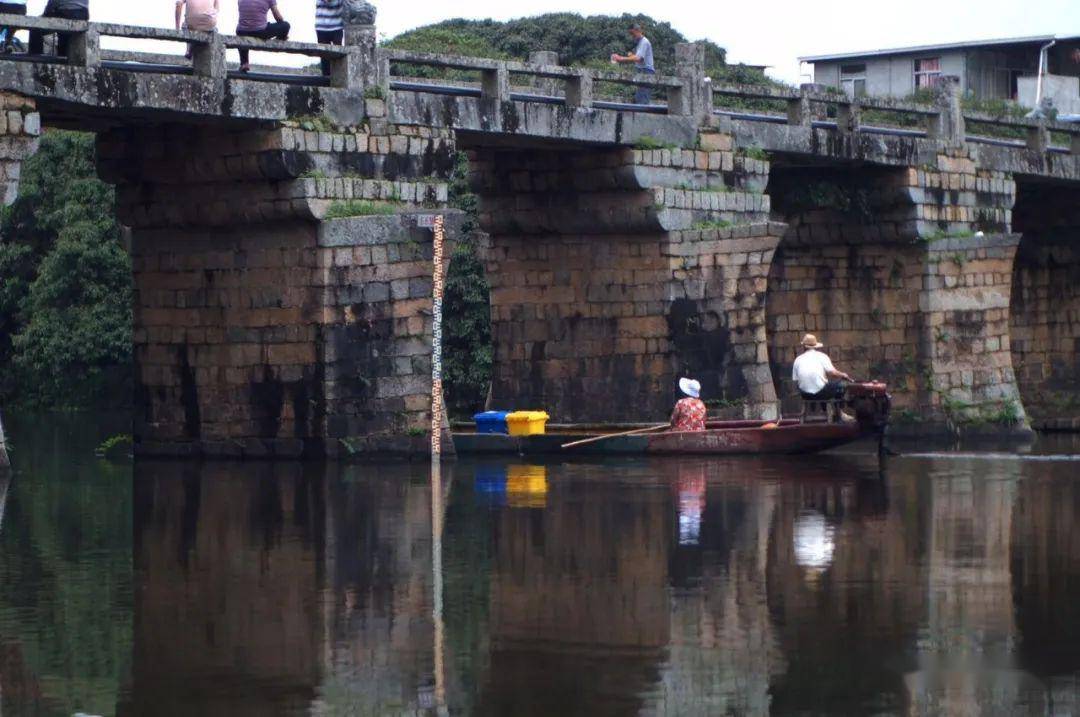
[792,334,853,400]
[610,23,655,104]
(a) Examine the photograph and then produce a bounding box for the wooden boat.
[577,382,892,455]
[454,383,892,456]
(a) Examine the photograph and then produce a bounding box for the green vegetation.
[324,200,402,218]
[691,219,733,231]
[385,14,726,71]
[942,396,1023,427]
[0,131,131,409]
[634,135,680,151]
[737,146,769,162]
[95,433,133,459]
[363,85,387,100]
[292,114,338,132]
[443,152,494,417]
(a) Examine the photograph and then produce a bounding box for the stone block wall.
[103,111,457,457]
[921,234,1026,427]
[1010,184,1080,429]
[475,130,780,422]
[0,92,40,208]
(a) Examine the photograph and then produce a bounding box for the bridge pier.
[98,113,458,458]
[474,129,780,422]
[766,149,1027,433]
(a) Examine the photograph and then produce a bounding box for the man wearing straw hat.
[792,334,853,401]
[670,377,707,432]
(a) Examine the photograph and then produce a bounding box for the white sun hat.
[678,377,701,399]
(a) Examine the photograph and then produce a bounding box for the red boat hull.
[643,420,868,455]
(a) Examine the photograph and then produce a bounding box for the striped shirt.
[315,0,343,32]
[237,0,275,32]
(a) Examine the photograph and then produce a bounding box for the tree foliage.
[0,130,131,408]
[385,13,727,74]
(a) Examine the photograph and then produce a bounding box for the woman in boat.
[670,378,707,432]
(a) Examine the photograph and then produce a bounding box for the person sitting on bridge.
[610,23,655,105]
[670,378,707,432]
[793,333,854,404]
[235,0,290,73]
[315,0,344,76]
[176,0,218,32]
[28,0,88,58]
[0,0,26,54]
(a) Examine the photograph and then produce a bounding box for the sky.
[20,0,1080,83]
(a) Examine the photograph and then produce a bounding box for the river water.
[2,415,1080,715]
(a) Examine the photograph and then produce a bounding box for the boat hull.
[454,420,875,456]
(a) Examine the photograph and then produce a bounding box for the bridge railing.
[380,48,687,115]
[710,79,1080,155]
[0,14,358,87]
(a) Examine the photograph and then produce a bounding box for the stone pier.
[766,144,1027,432]
[474,126,780,422]
[98,108,459,457]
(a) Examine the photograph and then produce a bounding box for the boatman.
[793,334,853,401]
[670,378,707,432]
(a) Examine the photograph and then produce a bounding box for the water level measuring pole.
[431,215,446,459]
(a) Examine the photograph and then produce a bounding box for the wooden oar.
[561,424,669,449]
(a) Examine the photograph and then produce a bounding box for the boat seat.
[800,399,845,424]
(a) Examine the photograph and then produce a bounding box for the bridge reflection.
[120,454,1080,715]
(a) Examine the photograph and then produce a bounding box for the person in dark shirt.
[236,0,289,73]
[29,0,88,57]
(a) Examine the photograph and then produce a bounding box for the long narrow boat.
[454,383,892,456]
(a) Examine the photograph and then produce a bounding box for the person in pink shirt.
[175,0,218,32]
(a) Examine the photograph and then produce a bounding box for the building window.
[840,63,867,97]
[914,57,942,89]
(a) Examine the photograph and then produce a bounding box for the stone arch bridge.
[0,15,1077,456]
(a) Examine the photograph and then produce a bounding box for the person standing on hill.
[315,0,344,76]
[236,0,290,73]
[610,23,655,105]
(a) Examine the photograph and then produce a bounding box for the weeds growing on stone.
[325,200,401,219]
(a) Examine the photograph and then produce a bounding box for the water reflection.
[6,418,1080,715]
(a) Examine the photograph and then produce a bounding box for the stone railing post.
[191,32,225,80]
[565,71,593,109]
[1026,121,1049,153]
[836,99,860,134]
[529,50,559,98]
[674,42,709,122]
[481,63,510,103]
[928,75,965,146]
[339,23,378,91]
[787,85,816,127]
[68,23,100,68]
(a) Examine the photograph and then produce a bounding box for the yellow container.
[506,465,548,508]
[506,411,550,436]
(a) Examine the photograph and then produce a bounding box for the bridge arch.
[1010,179,1080,430]
[764,161,928,414]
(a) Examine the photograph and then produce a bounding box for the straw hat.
[678,377,701,399]
[800,334,824,350]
